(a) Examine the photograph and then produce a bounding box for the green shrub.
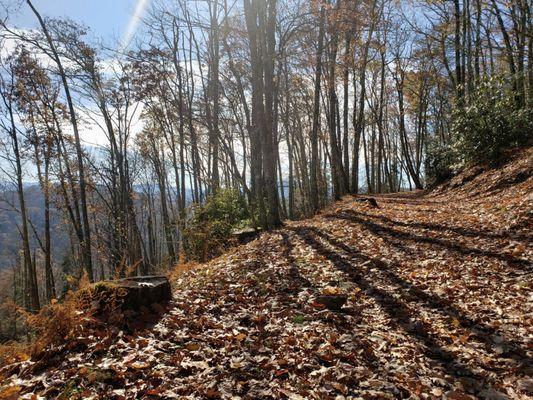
[184,189,250,261]
[425,140,458,186]
[451,77,533,165]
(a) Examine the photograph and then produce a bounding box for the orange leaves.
[274,369,289,378]
[234,332,247,342]
[309,301,326,310]
[204,388,221,399]
[452,334,470,345]
[510,243,526,257]
[321,286,342,295]
[144,388,162,397]
[0,386,21,400]
[130,361,150,370]
[185,343,200,352]
[0,342,30,366]
[445,390,476,399]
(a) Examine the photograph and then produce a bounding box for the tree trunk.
[27,0,94,281]
[310,3,326,213]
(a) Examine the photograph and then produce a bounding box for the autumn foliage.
[1,149,531,398]
[0,275,130,366]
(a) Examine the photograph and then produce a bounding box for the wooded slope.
[2,149,532,399]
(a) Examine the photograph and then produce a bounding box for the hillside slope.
[2,150,532,399]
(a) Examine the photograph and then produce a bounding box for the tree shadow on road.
[288,224,532,385]
[329,209,530,271]
[362,210,531,242]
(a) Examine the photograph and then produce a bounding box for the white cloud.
[120,0,151,51]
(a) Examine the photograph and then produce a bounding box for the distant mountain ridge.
[0,185,69,272]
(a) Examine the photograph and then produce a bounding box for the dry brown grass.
[0,274,130,368]
[0,260,199,369]
[0,342,29,367]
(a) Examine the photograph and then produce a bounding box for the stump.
[315,295,347,312]
[232,227,262,244]
[94,276,172,311]
[355,197,379,208]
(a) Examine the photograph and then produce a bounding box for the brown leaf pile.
[1,151,531,399]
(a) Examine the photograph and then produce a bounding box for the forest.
[0,0,531,397]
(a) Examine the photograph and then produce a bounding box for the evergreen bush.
[452,77,533,165]
[184,189,250,261]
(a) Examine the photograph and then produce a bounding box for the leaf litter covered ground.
[2,150,532,399]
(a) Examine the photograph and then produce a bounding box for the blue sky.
[7,0,144,45]
[2,0,151,150]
